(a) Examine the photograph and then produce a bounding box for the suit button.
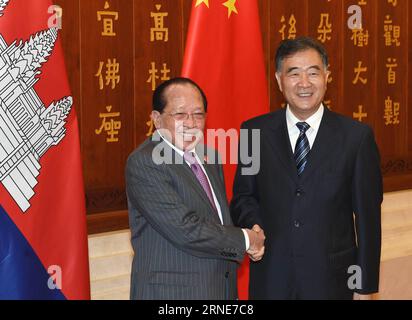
[294,220,301,228]
[295,189,302,196]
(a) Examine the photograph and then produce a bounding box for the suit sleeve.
[230,121,263,229]
[126,151,246,263]
[352,126,383,294]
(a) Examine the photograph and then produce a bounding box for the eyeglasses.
[164,112,206,121]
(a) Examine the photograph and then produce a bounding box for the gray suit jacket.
[126,133,246,300]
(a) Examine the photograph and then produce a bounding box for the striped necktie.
[294,122,310,176]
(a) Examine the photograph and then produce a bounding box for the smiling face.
[276,48,330,120]
[151,83,206,151]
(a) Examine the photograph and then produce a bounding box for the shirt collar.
[156,130,196,157]
[286,103,325,132]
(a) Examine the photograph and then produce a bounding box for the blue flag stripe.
[0,205,66,300]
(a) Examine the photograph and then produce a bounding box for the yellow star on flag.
[195,0,209,8]
[223,0,238,18]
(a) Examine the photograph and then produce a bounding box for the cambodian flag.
[0,0,90,299]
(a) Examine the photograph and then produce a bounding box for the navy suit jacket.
[231,107,383,299]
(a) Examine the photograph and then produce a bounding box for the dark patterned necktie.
[183,151,217,212]
[294,122,310,176]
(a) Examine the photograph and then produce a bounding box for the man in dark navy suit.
[231,37,382,300]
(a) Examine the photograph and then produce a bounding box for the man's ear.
[325,69,331,85]
[275,72,283,92]
[151,111,161,129]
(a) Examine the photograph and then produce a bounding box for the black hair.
[275,36,329,72]
[152,77,208,112]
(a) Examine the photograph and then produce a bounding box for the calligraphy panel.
[80,0,134,214]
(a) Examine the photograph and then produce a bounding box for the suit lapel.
[201,161,230,224]
[168,146,222,223]
[195,149,226,224]
[175,154,221,219]
[150,134,219,218]
[265,110,299,184]
[299,107,339,183]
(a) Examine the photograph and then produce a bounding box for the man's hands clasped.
[246,224,265,262]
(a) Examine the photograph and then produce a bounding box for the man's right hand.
[246,224,265,261]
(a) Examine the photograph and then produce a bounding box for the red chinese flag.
[182,0,269,299]
[0,0,90,299]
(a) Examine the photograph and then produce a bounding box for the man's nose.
[298,73,312,88]
[184,114,196,127]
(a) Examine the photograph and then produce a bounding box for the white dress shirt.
[286,104,324,152]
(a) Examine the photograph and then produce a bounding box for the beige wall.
[88,189,412,300]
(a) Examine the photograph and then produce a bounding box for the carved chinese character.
[317,13,332,43]
[95,105,122,142]
[150,4,169,42]
[97,1,119,37]
[386,58,397,85]
[353,105,368,122]
[353,61,368,84]
[384,97,400,125]
[351,28,369,47]
[384,15,401,47]
[279,14,297,40]
[288,15,297,39]
[147,62,171,91]
[95,58,120,90]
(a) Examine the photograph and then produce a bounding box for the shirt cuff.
[242,228,250,251]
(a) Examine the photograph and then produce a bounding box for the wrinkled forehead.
[279,49,326,72]
[164,84,204,109]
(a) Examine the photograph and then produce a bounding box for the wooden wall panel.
[342,0,377,126]
[377,0,408,164]
[134,0,186,149]
[56,0,412,234]
[79,0,134,215]
[382,0,412,191]
[409,0,412,154]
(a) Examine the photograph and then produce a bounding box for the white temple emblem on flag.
[0,0,73,212]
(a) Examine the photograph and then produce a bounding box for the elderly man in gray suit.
[126,77,265,300]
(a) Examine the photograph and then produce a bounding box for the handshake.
[245,224,265,262]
